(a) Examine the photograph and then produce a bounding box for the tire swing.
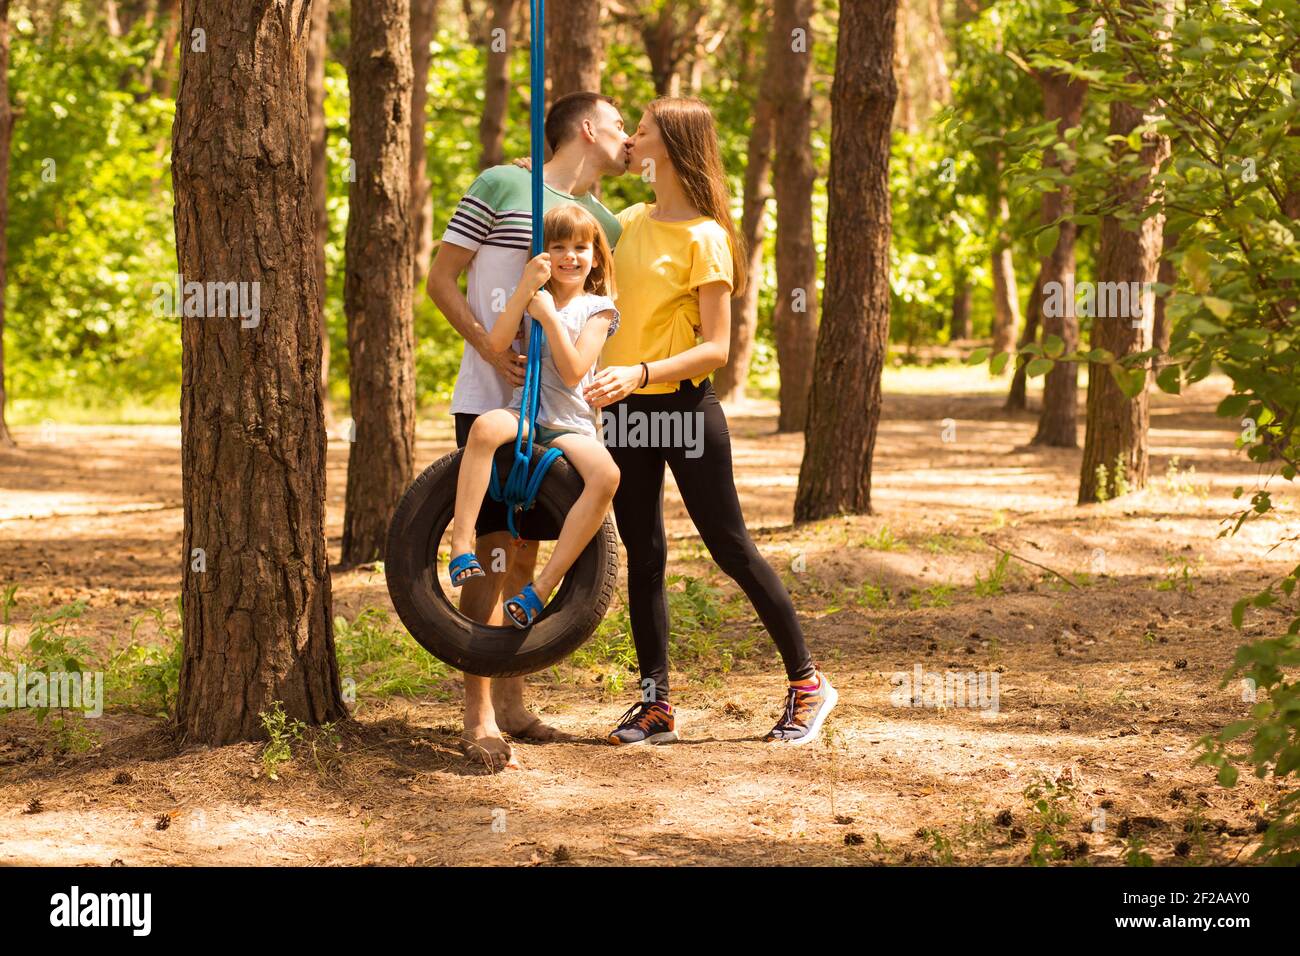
[384,0,618,678]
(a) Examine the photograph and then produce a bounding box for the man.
[427,92,629,770]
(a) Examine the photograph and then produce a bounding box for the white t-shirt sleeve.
[441,172,501,253]
[585,294,620,338]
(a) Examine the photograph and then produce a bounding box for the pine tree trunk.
[308,0,331,422]
[1077,94,1170,503]
[341,0,416,565]
[410,0,439,282]
[1029,70,1086,446]
[949,278,972,341]
[173,0,346,745]
[771,0,818,433]
[794,0,896,520]
[153,0,181,99]
[479,0,517,169]
[547,0,603,99]
[0,0,12,448]
[714,17,775,404]
[990,167,1019,361]
[1005,273,1040,410]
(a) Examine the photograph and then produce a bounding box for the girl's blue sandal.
[503,583,544,629]
[448,552,485,588]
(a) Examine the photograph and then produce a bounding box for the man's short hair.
[546,92,617,153]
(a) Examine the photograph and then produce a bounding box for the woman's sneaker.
[605,700,678,745]
[764,670,838,745]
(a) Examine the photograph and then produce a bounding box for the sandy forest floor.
[0,367,1296,866]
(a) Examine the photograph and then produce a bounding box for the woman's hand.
[521,253,550,292]
[513,157,533,171]
[584,365,645,408]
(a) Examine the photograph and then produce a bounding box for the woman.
[585,97,837,747]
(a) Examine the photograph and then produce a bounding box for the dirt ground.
[1,367,1295,866]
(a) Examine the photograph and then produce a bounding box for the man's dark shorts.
[454,413,562,541]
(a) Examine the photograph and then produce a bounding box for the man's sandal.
[503,583,544,629]
[448,552,485,588]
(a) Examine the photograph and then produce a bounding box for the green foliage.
[6,10,177,412]
[974,552,1013,597]
[572,573,755,679]
[105,604,184,719]
[332,605,453,703]
[1023,773,1078,866]
[976,0,1300,863]
[259,701,304,781]
[1123,835,1155,868]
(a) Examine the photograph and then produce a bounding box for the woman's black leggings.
[605,377,816,702]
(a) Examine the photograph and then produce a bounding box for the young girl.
[448,204,621,629]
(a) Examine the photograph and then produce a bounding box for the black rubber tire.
[384,444,618,677]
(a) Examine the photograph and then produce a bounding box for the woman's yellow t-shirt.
[603,202,735,394]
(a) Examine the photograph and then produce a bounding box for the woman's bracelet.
[639,362,649,388]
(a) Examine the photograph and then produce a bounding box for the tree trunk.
[770,0,818,433]
[794,0,896,520]
[949,277,972,341]
[308,0,331,422]
[479,0,517,169]
[150,0,181,98]
[1151,226,1177,359]
[0,0,13,448]
[1077,96,1170,503]
[1005,273,1040,410]
[1032,71,1087,447]
[989,160,1019,362]
[410,0,439,283]
[173,0,346,746]
[547,0,603,99]
[637,2,706,96]
[714,8,775,404]
[105,0,123,36]
[342,0,416,565]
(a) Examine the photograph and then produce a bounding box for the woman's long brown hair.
[645,97,747,297]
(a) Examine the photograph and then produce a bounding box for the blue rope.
[487,0,562,539]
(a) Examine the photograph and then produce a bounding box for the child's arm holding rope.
[488,254,552,354]
[532,293,613,389]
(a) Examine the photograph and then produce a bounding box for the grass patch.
[333,606,455,704]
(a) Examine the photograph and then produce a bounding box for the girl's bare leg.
[450,409,523,558]
[530,434,619,598]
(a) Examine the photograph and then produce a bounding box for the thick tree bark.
[0,0,12,448]
[547,0,603,99]
[479,0,517,169]
[794,0,896,520]
[770,0,818,433]
[1077,96,1170,503]
[173,0,346,745]
[342,0,416,565]
[307,0,331,421]
[714,8,775,404]
[1030,71,1087,446]
[410,0,439,283]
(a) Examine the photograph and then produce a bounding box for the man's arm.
[427,241,526,387]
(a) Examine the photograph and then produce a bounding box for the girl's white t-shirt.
[508,292,620,438]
